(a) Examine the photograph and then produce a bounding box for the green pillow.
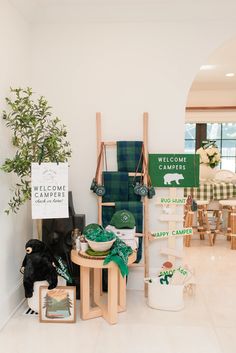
[110,210,135,229]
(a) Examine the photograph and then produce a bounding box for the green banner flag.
[149,154,199,187]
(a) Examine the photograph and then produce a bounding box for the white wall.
[30,21,236,287]
[0,0,32,329]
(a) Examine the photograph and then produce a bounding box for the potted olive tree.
[1,87,72,214]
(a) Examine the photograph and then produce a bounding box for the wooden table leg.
[203,206,213,246]
[80,266,90,319]
[107,266,118,324]
[230,213,236,250]
[118,273,126,312]
[80,266,102,320]
[213,210,222,244]
[227,208,232,241]
[93,268,102,305]
[198,208,205,240]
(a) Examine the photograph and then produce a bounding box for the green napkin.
[86,248,110,257]
[103,238,133,277]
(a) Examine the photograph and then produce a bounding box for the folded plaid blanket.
[102,172,129,202]
[102,206,115,229]
[117,141,143,172]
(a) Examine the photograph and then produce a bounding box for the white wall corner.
[0,279,25,331]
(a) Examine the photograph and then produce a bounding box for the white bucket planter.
[27,276,66,312]
[144,278,184,311]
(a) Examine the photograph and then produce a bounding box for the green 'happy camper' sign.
[149,154,199,187]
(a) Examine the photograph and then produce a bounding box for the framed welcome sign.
[148,154,199,188]
[31,162,69,219]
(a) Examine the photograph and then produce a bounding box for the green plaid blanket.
[184,180,236,200]
[128,176,141,201]
[102,173,141,202]
[117,141,143,172]
[102,172,129,202]
[102,206,115,229]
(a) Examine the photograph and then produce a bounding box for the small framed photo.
[39,286,76,323]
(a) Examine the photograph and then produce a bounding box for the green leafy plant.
[1,87,72,214]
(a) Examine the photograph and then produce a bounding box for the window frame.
[184,123,236,172]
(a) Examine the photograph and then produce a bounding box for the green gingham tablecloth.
[184,180,236,201]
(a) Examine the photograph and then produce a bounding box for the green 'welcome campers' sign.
[149,154,199,188]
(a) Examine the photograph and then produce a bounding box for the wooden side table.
[71,249,136,324]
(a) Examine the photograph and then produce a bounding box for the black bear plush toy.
[21,239,58,298]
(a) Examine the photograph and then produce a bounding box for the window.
[184,123,236,172]
[184,123,196,153]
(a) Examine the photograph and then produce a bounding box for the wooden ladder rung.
[135,233,144,237]
[103,141,117,146]
[101,201,144,206]
[101,202,115,206]
[129,172,144,176]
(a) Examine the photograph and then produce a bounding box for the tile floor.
[1,234,236,353]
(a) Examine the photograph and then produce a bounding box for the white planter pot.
[144,278,184,311]
[27,276,66,312]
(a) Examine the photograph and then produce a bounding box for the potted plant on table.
[1,87,72,216]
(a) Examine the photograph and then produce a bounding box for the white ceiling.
[9,1,236,92]
[9,0,236,24]
[191,38,236,91]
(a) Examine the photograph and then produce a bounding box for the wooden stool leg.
[80,267,102,320]
[118,273,126,312]
[80,266,91,319]
[107,267,118,324]
[227,209,232,241]
[213,210,222,244]
[203,206,213,246]
[93,268,102,305]
[198,208,205,240]
[230,213,236,250]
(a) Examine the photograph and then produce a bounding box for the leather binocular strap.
[132,143,144,185]
[132,143,152,187]
[142,149,152,187]
[95,142,105,183]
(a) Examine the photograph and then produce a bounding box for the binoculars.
[133,183,156,199]
[90,178,106,197]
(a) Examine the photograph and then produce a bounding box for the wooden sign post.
[149,153,199,265]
